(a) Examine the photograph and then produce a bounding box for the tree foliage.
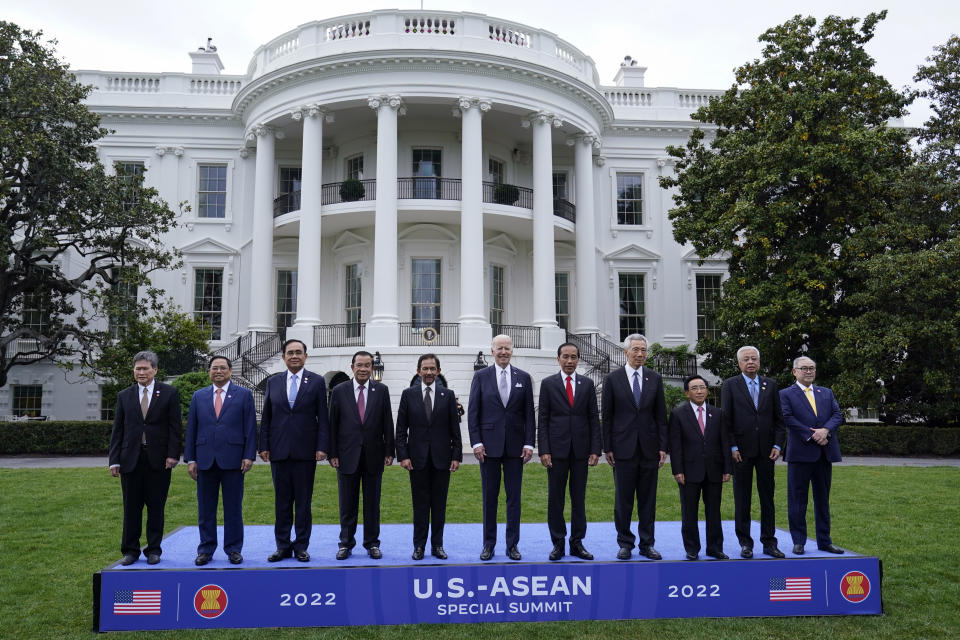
[0,22,182,387]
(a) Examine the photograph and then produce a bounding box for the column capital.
[594,155,607,167]
[154,145,185,157]
[368,94,406,114]
[291,104,335,122]
[565,133,601,149]
[238,147,251,159]
[521,111,563,129]
[455,97,492,114]
[246,123,284,143]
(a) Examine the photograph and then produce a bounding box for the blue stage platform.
[94,521,882,631]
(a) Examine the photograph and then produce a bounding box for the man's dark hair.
[557,342,580,357]
[209,355,232,369]
[683,375,708,391]
[351,350,374,365]
[282,338,308,354]
[417,353,440,370]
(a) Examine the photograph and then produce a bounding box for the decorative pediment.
[397,223,458,242]
[680,246,729,263]
[178,237,238,256]
[483,233,518,256]
[603,244,661,262]
[332,230,370,253]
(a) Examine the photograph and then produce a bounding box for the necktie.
[632,371,641,406]
[424,386,432,421]
[140,387,149,419]
[499,369,510,406]
[697,405,705,435]
[804,387,818,416]
[357,384,365,422]
[214,388,223,418]
[289,374,298,409]
[750,379,759,409]
[566,376,574,407]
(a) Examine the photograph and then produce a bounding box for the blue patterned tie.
[750,379,759,409]
[288,374,298,409]
[632,371,642,406]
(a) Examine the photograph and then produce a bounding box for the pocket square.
[514,383,523,388]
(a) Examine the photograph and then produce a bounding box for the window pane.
[488,158,504,184]
[194,268,223,340]
[553,172,568,199]
[555,272,569,330]
[489,265,504,325]
[344,264,362,336]
[696,274,722,341]
[411,259,441,328]
[109,266,139,339]
[198,164,227,218]
[616,173,643,225]
[12,385,43,418]
[618,273,645,340]
[346,155,364,180]
[116,162,144,211]
[276,270,297,328]
[279,167,302,195]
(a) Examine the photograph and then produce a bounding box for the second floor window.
[115,161,144,211]
[616,173,643,225]
[279,167,301,196]
[198,164,227,218]
[488,158,504,184]
[411,258,441,329]
[346,155,364,180]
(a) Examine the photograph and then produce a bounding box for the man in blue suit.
[185,355,257,566]
[468,334,535,561]
[259,339,330,563]
[780,356,845,555]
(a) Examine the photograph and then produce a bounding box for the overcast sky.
[7,0,957,126]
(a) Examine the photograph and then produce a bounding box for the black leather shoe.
[146,553,160,565]
[336,547,351,560]
[706,550,729,560]
[639,546,662,560]
[685,552,698,560]
[570,543,594,560]
[793,544,805,555]
[480,546,494,561]
[367,546,382,559]
[616,546,632,560]
[819,543,845,554]
[740,545,753,559]
[507,546,522,560]
[228,552,243,564]
[295,550,310,562]
[431,546,448,560]
[549,544,564,561]
[194,553,212,566]
[412,546,425,560]
[763,546,785,558]
[268,549,293,562]
[120,554,137,566]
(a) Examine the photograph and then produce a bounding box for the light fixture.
[473,351,488,371]
[372,351,384,382]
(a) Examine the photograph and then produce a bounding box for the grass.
[0,463,958,639]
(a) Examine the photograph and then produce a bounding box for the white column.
[248,124,277,332]
[458,97,492,347]
[529,112,560,329]
[366,95,403,346]
[573,134,600,334]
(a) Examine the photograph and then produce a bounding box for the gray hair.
[793,356,815,368]
[622,333,648,350]
[492,334,513,347]
[133,350,159,369]
[736,345,760,360]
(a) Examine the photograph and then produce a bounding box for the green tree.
[660,12,912,385]
[0,22,182,387]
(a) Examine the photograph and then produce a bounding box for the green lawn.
[0,463,957,639]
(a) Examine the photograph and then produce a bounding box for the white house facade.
[2,10,728,428]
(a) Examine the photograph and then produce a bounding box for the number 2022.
[280,592,337,607]
[667,584,720,598]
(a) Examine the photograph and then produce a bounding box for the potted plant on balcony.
[339,178,365,202]
[493,182,519,205]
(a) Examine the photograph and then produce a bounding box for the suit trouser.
[271,459,317,552]
[480,456,523,549]
[732,454,777,548]
[409,464,451,548]
[337,453,383,550]
[613,455,659,548]
[547,454,589,546]
[678,478,723,555]
[196,462,246,555]
[120,447,171,557]
[787,453,833,547]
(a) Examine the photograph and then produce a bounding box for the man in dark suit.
[538,342,601,561]
[108,350,182,566]
[780,356,845,555]
[259,339,330,563]
[602,333,668,560]
[396,354,462,560]
[329,350,394,560]
[721,345,786,559]
[185,356,257,566]
[468,334,535,561]
[669,375,731,560]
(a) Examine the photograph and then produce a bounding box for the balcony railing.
[313,323,366,348]
[273,191,301,217]
[397,177,461,200]
[322,179,377,205]
[482,181,533,208]
[492,324,541,350]
[399,323,459,346]
[649,353,699,379]
[553,198,576,222]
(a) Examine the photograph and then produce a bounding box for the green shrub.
[171,370,212,420]
[0,421,112,455]
[493,183,519,205]
[339,178,365,202]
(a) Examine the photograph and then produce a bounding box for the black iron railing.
[197,331,281,414]
[492,324,541,350]
[273,191,302,217]
[321,179,377,205]
[313,323,366,348]
[649,353,699,379]
[482,181,533,208]
[553,197,576,222]
[398,323,459,346]
[397,177,461,200]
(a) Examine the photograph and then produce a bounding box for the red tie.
[697,405,705,435]
[566,376,574,407]
[357,384,365,422]
[215,388,223,418]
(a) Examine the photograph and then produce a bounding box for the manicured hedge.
[838,425,960,456]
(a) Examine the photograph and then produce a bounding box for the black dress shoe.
[146,553,161,565]
[616,546,632,560]
[763,546,785,558]
[638,546,662,560]
[295,550,310,562]
[120,554,137,566]
[367,546,382,559]
[793,543,805,555]
[549,544,564,561]
[195,553,212,566]
[228,552,243,564]
[412,546,425,560]
[818,543,845,554]
[740,545,753,559]
[336,547,351,560]
[268,549,293,562]
[570,543,594,560]
[431,546,448,560]
[507,546,522,560]
[480,546,494,561]
[685,552,699,560]
[706,550,729,560]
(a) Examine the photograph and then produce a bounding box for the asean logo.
[194,584,228,618]
[840,571,871,603]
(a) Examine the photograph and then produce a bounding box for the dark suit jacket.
[184,384,257,470]
[259,368,330,460]
[601,366,668,460]
[668,402,731,483]
[720,374,786,458]
[328,380,394,475]
[109,382,182,473]
[537,373,601,458]
[467,364,535,458]
[395,384,463,470]
[780,384,843,463]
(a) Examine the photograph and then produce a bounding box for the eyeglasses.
[688,385,708,391]
[798,366,816,372]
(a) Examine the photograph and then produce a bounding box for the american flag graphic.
[113,589,162,615]
[769,577,812,601]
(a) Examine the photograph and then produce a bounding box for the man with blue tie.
[185,356,257,566]
[259,339,330,563]
[468,334,535,561]
[780,356,845,555]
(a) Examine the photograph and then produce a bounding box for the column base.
[458,322,493,349]
[285,324,315,351]
[537,325,568,354]
[365,321,399,347]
